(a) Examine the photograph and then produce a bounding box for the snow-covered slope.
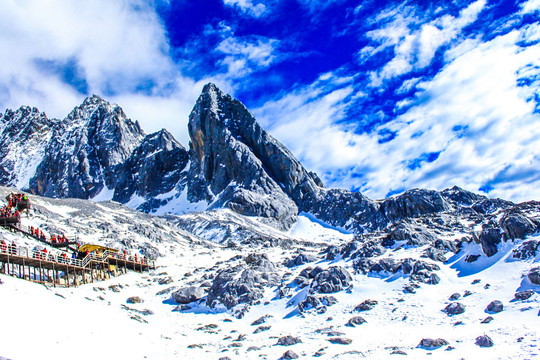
[0,188,538,360]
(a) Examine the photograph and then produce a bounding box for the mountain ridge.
[0,84,532,236]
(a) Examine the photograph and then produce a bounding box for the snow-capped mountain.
[0,83,539,359]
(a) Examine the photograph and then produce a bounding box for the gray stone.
[418,338,449,349]
[514,290,534,301]
[481,316,494,324]
[126,296,142,304]
[353,299,378,312]
[475,335,494,347]
[486,300,504,313]
[280,350,299,359]
[444,302,466,315]
[276,335,302,346]
[328,337,352,345]
[346,316,367,327]
[449,293,461,301]
[172,286,206,304]
[528,267,540,285]
[312,266,352,294]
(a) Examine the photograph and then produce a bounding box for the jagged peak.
[81,94,108,106]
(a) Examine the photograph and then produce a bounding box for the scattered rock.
[175,304,191,311]
[253,325,271,334]
[528,267,540,285]
[419,338,449,349]
[328,337,352,345]
[486,300,504,313]
[463,290,473,297]
[156,286,176,295]
[472,279,481,284]
[251,314,273,326]
[218,357,232,360]
[475,335,494,347]
[346,316,367,327]
[285,253,317,267]
[427,273,440,285]
[391,350,407,355]
[108,284,122,292]
[449,293,461,301]
[206,253,280,309]
[280,350,299,359]
[187,344,203,349]
[247,346,260,351]
[353,299,378,311]
[172,286,206,304]
[311,266,352,294]
[298,295,337,313]
[512,240,539,260]
[276,335,302,346]
[514,290,534,301]
[126,296,142,304]
[444,302,466,315]
[158,277,173,285]
[481,316,494,324]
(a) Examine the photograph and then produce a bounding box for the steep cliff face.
[28,95,145,199]
[186,83,301,229]
[114,129,189,211]
[0,106,56,189]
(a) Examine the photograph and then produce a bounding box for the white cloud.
[216,36,279,77]
[255,20,540,203]
[367,0,487,86]
[521,0,540,14]
[223,0,267,17]
[0,0,199,144]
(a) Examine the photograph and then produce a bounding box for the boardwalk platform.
[0,244,155,287]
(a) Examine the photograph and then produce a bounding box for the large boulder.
[528,267,540,285]
[311,266,352,293]
[172,286,206,304]
[486,300,504,313]
[418,338,449,349]
[475,225,502,257]
[206,253,279,309]
[444,302,466,315]
[500,213,538,240]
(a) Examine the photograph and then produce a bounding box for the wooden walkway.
[0,244,155,287]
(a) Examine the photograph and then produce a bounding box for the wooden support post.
[66,265,70,288]
[39,260,42,283]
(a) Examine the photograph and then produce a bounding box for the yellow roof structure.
[78,244,119,253]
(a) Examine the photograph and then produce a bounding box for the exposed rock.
[475,335,494,347]
[285,253,317,267]
[172,286,206,304]
[353,299,378,312]
[276,335,302,346]
[206,253,279,309]
[444,302,466,315]
[514,290,534,301]
[346,316,367,327]
[126,296,142,304]
[311,266,352,294]
[251,315,272,326]
[280,350,299,359]
[390,350,408,355]
[418,338,449,349]
[328,337,352,345]
[475,225,502,257]
[486,300,504,313]
[500,213,538,240]
[513,240,539,260]
[187,83,303,230]
[528,267,540,285]
[253,325,271,334]
[449,293,461,301]
[481,316,494,324]
[298,295,337,313]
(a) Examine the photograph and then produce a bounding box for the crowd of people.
[28,225,70,245]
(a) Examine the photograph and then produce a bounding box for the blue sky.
[1,0,540,202]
